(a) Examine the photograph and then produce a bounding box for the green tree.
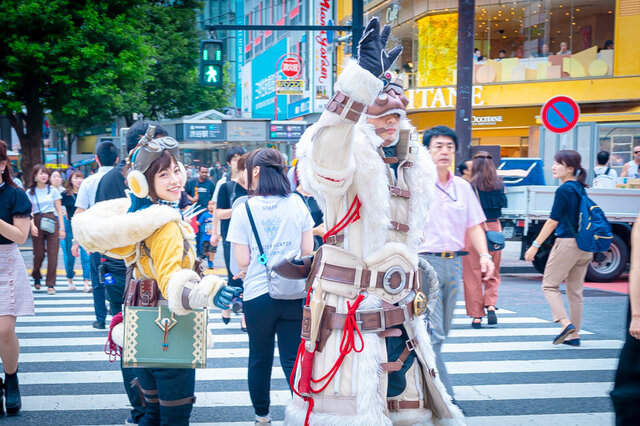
[0,0,151,181]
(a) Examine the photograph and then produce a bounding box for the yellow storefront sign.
[276,79,304,95]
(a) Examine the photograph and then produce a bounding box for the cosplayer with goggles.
[285,18,464,426]
[72,127,240,425]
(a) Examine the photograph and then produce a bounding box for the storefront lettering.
[472,115,503,126]
[315,0,331,85]
[406,86,486,110]
[386,4,399,24]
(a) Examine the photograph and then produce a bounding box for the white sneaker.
[255,415,272,425]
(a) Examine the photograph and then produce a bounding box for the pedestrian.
[621,146,640,178]
[49,169,64,195]
[72,133,240,426]
[227,148,314,425]
[185,164,216,257]
[420,125,495,398]
[71,140,119,329]
[458,159,472,182]
[462,151,507,328]
[0,139,34,416]
[214,151,248,329]
[286,20,464,424]
[198,199,217,270]
[60,170,91,292]
[593,150,618,188]
[611,211,640,424]
[212,147,246,214]
[26,164,66,294]
[91,122,169,425]
[524,149,592,346]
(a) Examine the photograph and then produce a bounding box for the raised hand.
[357,17,403,78]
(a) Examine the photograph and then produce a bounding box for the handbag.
[244,200,307,300]
[122,259,207,369]
[474,188,505,252]
[33,189,57,234]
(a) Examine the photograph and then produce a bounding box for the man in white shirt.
[71,141,119,329]
[622,147,640,178]
[593,150,618,188]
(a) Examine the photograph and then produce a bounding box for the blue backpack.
[564,186,613,253]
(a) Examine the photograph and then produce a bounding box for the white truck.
[501,186,640,282]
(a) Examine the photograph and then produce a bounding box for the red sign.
[281,57,301,78]
[540,96,580,134]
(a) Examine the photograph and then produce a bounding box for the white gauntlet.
[167,269,225,315]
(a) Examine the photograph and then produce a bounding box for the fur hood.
[72,197,184,254]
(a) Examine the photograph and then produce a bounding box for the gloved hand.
[187,278,217,309]
[213,286,243,310]
[357,17,403,78]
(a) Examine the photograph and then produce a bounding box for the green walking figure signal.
[200,40,223,87]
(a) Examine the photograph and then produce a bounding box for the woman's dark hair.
[0,139,16,187]
[554,149,587,187]
[64,170,84,196]
[143,150,178,202]
[471,151,503,192]
[28,164,51,195]
[246,148,291,197]
[237,152,249,172]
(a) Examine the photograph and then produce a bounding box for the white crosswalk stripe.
[1,277,619,425]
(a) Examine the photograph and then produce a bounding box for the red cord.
[104,312,123,363]
[323,196,361,243]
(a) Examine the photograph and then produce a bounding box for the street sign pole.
[455,0,476,164]
[274,53,304,121]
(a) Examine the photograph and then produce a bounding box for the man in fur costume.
[285,18,464,426]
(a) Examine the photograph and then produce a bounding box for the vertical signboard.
[235,0,245,108]
[313,0,334,112]
[240,64,252,116]
[252,39,288,119]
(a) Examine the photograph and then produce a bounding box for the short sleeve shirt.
[419,173,486,252]
[95,164,127,202]
[0,183,32,245]
[550,181,583,238]
[186,178,216,209]
[27,186,61,214]
[226,195,314,301]
[75,166,114,210]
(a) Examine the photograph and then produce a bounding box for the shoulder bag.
[34,188,57,234]
[245,199,307,300]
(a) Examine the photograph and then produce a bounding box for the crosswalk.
[0,276,619,425]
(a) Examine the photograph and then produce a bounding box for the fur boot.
[4,370,21,415]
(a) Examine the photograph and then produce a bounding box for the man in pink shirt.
[420,125,495,398]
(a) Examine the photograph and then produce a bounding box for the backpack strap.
[562,184,585,238]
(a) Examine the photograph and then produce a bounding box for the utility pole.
[352,0,363,60]
[455,0,475,162]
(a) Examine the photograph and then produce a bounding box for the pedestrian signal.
[200,40,223,87]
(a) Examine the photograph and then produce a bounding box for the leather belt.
[387,399,425,411]
[319,263,416,292]
[383,157,399,164]
[326,91,366,122]
[389,221,410,233]
[422,251,468,258]
[382,338,417,372]
[325,302,415,333]
[324,234,344,245]
[389,185,410,199]
[486,218,499,223]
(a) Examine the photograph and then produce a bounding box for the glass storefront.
[599,124,640,174]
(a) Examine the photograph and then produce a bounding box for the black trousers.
[222,240,243,288]
[243,293,303,416]
[612,302,640,425]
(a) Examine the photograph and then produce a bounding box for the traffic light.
[200,40,223,87]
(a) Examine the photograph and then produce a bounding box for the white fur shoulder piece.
[72,198,182,253]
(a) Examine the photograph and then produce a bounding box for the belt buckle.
[405,338,416,352]
[325,235,339,245]
[382,266,407,295]
[400,303,411,324]
[441,251,454,259]
[388,400,400,411]
[355,307,386,333]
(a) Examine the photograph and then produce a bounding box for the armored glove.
[357,17,403,78]
[213,286,242,310]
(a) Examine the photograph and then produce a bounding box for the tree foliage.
[0,0,232,181]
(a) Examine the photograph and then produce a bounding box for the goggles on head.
[366,71,409,119]
[130,125,180,174]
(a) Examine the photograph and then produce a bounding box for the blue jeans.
[136,368,195,426]
[62,217,90,280]
[420,253,463,397]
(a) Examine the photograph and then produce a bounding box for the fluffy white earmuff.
[127,170,149,199]
[178,161,187,187]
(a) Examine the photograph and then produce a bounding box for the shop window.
[599,125,640,175]
[416,13,458,87]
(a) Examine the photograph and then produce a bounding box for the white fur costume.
[285,61,465,425]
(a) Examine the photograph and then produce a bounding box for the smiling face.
[366,113,400,146]
[35,168,49,185]
[153,161,183,202]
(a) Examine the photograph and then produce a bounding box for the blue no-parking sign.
[540,95,580,134]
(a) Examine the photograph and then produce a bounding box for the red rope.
[323,196,361,243]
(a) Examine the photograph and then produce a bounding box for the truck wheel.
[586,234,629,282]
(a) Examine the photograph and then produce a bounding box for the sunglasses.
[634,151,640,154]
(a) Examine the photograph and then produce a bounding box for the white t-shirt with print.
[27,186,61,214]
[226,194,314,301]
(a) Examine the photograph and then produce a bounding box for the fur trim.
[335,59,384,107]
[404,143,437,250]
[126,170,149,198]
[111,323,124,348]
[72,198,182,253]
[167,269,201,316]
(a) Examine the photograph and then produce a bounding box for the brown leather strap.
[181,287,192,310]
[389,185,410,199]
[383,157,399,164]
[389,221,410,233]
[401,161,413,168]
[159,396,196,407]
[381,338,417,372]
[388,399,424,411]
[319,263,411,292]
[324,234,344,245]
[325,303,414,333]
[326,91,366,122]
[378,328,403,338]
[130,378,158,407]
